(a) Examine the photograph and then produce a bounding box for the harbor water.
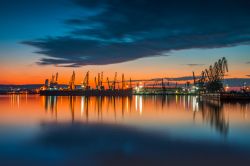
[0,94,250,165]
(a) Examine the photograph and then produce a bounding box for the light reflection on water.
[1,94,250,165]
[1,95,250,139]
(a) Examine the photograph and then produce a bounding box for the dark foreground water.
[0,95,250,166]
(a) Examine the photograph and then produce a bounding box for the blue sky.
[0,0,250,84]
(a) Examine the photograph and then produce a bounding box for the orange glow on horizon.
[1,66,249,85]
[1,55,249,85]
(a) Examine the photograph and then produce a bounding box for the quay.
[40,89,133,96]
[201,93,250,101]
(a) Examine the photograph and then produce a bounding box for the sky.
[0,0,250,85]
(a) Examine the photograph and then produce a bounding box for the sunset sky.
[0,0,250,84]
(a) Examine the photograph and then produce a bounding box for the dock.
[40,89,133,96]
[202,93,250,101]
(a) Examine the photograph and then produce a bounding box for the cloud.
[246,62,250,64]
[22,36,166,67]
[184,64,205,67]
[246,75,250,77]
[145,76,197,82]
[167,76,196,81]
[23,0,250,67]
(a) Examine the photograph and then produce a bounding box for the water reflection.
[198,99,229,137]
[69,96,76,123]
[10,94,21,108]
[1,94,250,138]
[38,95,250,137]
[44,95,57,114]
[1,94,250,165]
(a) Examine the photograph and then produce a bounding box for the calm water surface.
[0,94,250,165]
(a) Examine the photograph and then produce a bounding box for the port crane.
[122,74,125,89]
[94,76,97,89]
[107,77,112,89]
[47,72,59,89]
[55,72,58,83]
[100,72,104,90]
[68,71,75,90]
[97,73,100,89]
[194,57,228,92]
[129,78,132,88]
[111,72,117,90]
[82,71,90,90]
[94,72,105,90]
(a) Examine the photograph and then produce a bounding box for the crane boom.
[68,71,75,90]
[112,72,117,90]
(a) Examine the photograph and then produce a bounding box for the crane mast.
[82,71,90,90]
[68,71,75,90]
[94,77,98,89]
[192,71,196,85]
[55,72,58,83]
[122,73,125,89]
[97,73,100,89]
[100,72,104,90]
[112,72,117,90]
[107,77,111,89]
[129,78,132,88]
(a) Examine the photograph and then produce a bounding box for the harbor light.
[225,84,229,92]
[134,84,143,93]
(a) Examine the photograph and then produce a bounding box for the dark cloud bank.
[23,0,250,67]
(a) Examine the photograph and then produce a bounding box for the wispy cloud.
[183,64,205,67]
[23,0,250,67]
